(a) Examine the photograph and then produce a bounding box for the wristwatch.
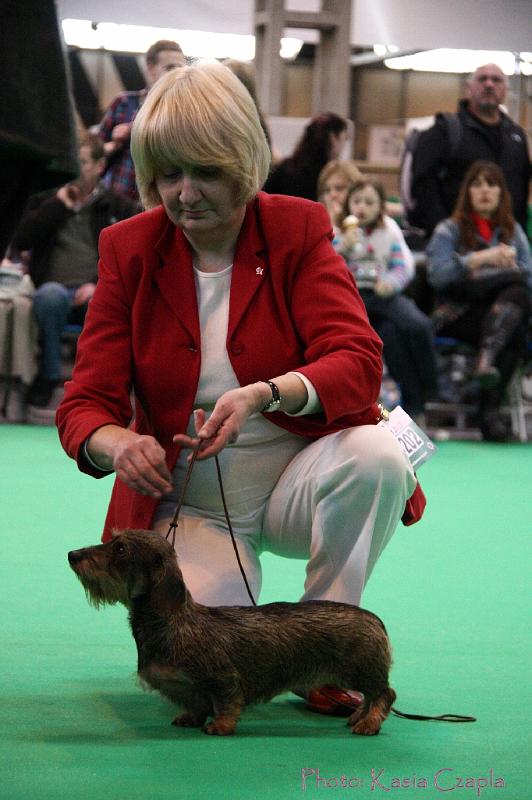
[261,380,283,412]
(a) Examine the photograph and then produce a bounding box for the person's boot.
[477,387,511,442]
[474,302,523,388]
[27,376,62,408]
[478,408,511,442]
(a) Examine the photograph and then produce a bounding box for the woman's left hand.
[173,384,265,461]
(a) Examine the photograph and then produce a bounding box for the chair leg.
[508,370,528,443]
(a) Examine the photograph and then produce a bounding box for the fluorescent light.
[384,49,522,74]
[62,19,255,59]
[373,44,399,57]
[280,37,304,60]
[520,52,532,76]
[62,19,303,61]
[62,19,100,49]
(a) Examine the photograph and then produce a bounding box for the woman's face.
[321,172,350,211]
[349,185,382,226]
[155,164,245,237]
[329,130,348,159]
[468,174,501,217]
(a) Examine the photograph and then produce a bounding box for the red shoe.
[305,685,364,716]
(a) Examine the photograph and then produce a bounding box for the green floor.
[1,425,530,799]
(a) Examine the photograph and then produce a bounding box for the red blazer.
[57,193,424,540]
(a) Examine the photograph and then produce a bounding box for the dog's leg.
[348,687,396,736]
[200,676,245,736]
[203,697,244,736]
[172,703,210,728]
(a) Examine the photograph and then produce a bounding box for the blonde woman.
[57,63,422,715]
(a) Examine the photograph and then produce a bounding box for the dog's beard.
[74,569,130,608]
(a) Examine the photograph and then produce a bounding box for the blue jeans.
[361,290,439,416]
[32,282,86,381]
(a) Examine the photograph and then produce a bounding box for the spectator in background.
[427,161,531,442]
[317,159,362,230]
[411,63,530,237]
[337,180,438,421]
[13,134,136,408]
[99,40,185,204]
[263,112,348,201]
[0,0,79,258]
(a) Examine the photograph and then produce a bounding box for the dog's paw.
[172,711,205,728]
[202,718,237,736]
[350,717,382,736]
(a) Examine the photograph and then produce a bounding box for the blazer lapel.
[153,219,200,345]
[228,200,268,339]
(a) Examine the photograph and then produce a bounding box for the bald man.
[411,63,530,236]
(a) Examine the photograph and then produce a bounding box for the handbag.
[451,265,524,301]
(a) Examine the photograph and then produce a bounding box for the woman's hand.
[87,425,173,499]
[470,244,517,270]
[322,196,343,227]
[173,385,265,461]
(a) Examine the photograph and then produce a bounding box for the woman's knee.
[330,426,414,492]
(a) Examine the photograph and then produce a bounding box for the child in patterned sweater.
[336,180,438,419]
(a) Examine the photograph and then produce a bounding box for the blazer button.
[188,345,198,352]
[231,342,245,354]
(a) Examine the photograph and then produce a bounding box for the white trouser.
[153,425,416,607]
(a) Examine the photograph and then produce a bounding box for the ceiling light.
[384,49,520,74]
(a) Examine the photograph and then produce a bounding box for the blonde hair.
[317,160,362,199]
[131,61,271,208]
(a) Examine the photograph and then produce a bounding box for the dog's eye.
[116,544,127,556]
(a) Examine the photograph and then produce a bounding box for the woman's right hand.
[87,426,173,499]
[471,244,517,270]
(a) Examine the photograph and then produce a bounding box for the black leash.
[390,708,476,723]
[316,687,476,723]
[165,442,257,606]
[166,442,475,724]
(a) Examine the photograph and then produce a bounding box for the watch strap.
[261,380,282,412]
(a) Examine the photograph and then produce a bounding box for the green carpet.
[1,425,530,799]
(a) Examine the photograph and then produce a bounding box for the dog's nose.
[68,549,85,565]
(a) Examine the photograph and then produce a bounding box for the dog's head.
[68,529,183,608]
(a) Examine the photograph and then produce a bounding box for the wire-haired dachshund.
[68,528,396,736]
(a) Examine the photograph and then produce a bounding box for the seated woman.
[56,62,424,716]
[426,161,531,442]
[336,179,438,421]
[317,159,362,231]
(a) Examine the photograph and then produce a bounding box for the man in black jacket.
[411,63,530,237]
[14,134,136,407]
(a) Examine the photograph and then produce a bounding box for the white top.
[154,264,319,524]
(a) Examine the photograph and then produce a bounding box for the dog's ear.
[151,551,189,609]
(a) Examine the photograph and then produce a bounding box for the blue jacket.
[426,218,532,297]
